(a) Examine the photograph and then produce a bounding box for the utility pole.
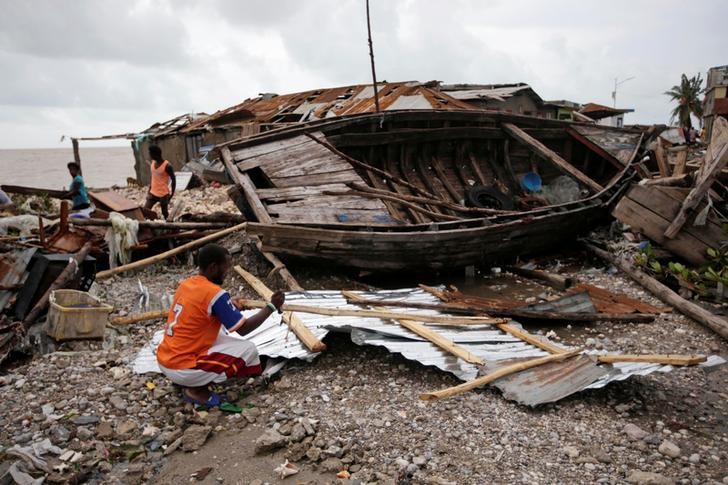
[612,76,635,108]
[366,0,380,112]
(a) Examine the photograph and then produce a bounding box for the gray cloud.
[0,0,725,147]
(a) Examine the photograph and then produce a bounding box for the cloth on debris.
[159,328,262,387]
[104,212,139,268]
[0,215,54,237]
[132,288,726,406]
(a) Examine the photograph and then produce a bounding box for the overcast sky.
[0,0,723,148]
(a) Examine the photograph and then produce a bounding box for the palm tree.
[664,73,704,129]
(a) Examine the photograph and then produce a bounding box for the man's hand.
[232,298,246,310]
[270,291,285,312]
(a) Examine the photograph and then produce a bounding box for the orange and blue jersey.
[156,275,246,369]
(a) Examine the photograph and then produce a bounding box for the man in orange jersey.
[144,144,176,219]
[156,243,284,407]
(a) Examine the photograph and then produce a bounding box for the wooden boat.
[219,110,645,270]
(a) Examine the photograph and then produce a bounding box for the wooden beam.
[585,243,728,340]
[221,147,273,224]
[233,297,508,326]
[96,223,248,280]
[234,266,326,353]
[502,123,603,192]
[504,266,574,290]
[664,143,728,238]
[71,218,232,230]
[343,291,484,365]
[72,138,81,174]
[419,349,582,401]
[654,137,670,178]
[495,323,569,354]
[111,309,167,326]
[596,354,706,366]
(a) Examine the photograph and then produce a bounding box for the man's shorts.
[146,193,170,205]
[158,331,262,387]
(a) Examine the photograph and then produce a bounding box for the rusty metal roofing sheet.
[181,82,475,133]
[132,287,725,406]
[0,248,36,311]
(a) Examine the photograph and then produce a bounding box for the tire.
[465,185,514,210]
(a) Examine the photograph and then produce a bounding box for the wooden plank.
[328,127,503,147]
[596,354,706,366]
[624,184,725,248]
[664,143,728,238]
[671,147,688,176]
[495,323,569,354]
[256,184,350,202]
[343,291,485,365]
[419,349,582,401]
[231,135,313,161]
[269,206,393,225]
[222,147,273,223]
[234,297,508,325]
[96,223,247,280]
[612,195,710,266]
[384,156,428,224]
[270,170,361,188]
[502,123,603,192]
[654,137,670,177]
[272,195,387,210]
[233,266,325,352]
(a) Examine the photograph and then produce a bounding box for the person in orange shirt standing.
[144,144,176,220]
[156,243,285,407]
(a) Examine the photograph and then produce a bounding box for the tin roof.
[180,82,475,133]
[132,287,725,406]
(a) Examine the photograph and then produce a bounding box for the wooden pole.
[71,138,81,174]
[420,349,582,401]
[365,0,380,113]
[343,291,484,365]
[596,354,706,366]
[233,296,508,326]
[95,222,247,280]
[111,309,167,326]
[504,265,574,290]
[221,147,273,224]
[71,218,232,231]
[233,266,326,352]
[502,123,603,192]
[585,243,728,340]
[23,242,92,326]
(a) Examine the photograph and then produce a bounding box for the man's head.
[67,162,80,176]
[149,145,163,162]
[198,243,231,285]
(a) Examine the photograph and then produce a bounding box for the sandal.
[182,390,223,408]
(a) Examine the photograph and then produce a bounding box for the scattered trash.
[273,460,299,479]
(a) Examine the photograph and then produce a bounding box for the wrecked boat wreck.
[220,110,645,270]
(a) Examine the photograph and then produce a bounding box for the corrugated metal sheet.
[0,248,36,311]
[180,82,475,133]
[132,287,725,406]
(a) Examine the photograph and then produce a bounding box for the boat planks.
[612,184,725,265]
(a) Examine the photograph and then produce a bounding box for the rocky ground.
[0,237,727,484]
